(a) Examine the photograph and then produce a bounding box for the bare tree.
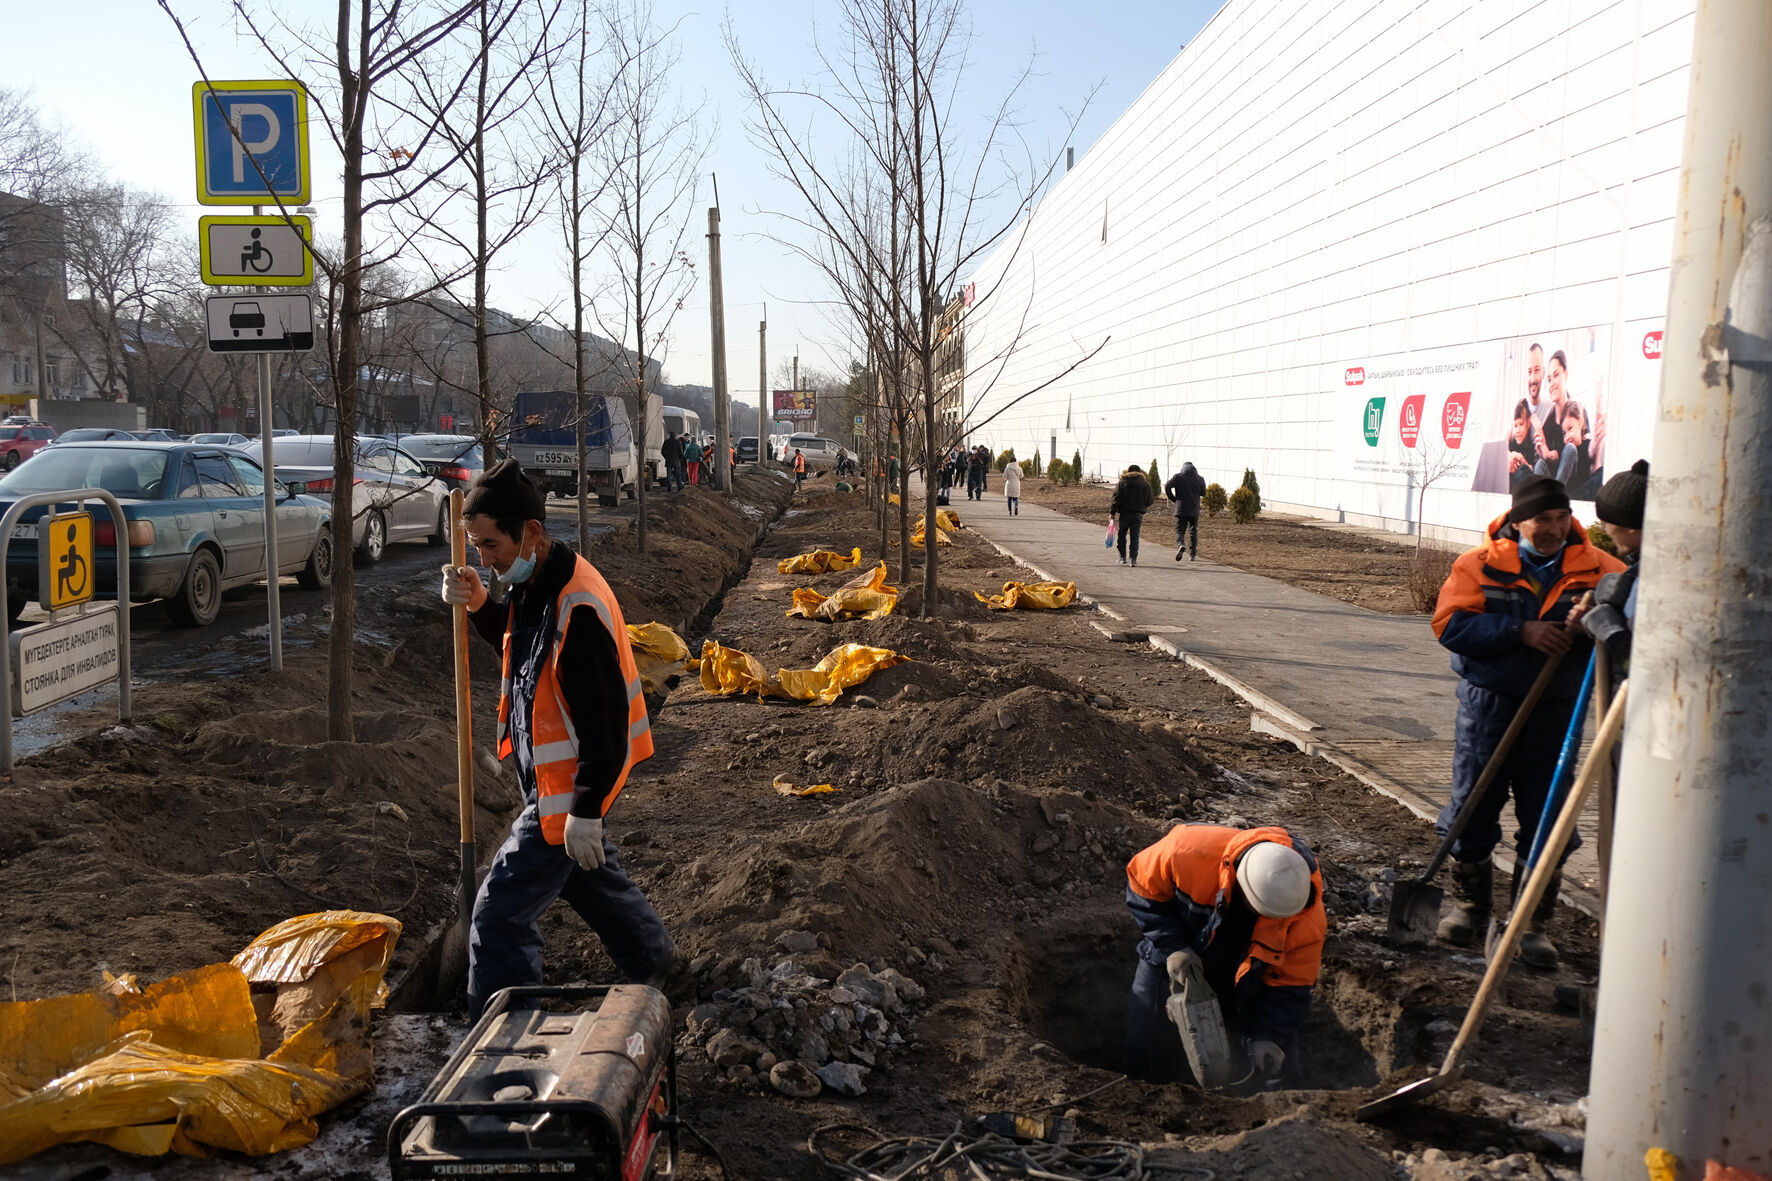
[1401,433,1461,550]
[55,183,180,399]
[597,0,708,555]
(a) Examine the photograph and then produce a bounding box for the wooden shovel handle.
[450,489,474,846]
[1440,680,1630,1075]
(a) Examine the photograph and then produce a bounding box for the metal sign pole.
[259,348,282,671]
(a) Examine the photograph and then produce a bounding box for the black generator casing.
[388,985,676,1180]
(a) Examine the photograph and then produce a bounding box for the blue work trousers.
[466,801,674,1019]
[1436,680,1583,864]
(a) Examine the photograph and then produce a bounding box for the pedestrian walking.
[440,460,676,1019]
[661,433,684,492]
[1124,824,1326,1085]
[1002,459,1021,515]
[792,448,806,491]
[1429,475,1623,967]
[1164,460,1207,561]
[682,436,704,486]
[1110,463,1154,565]
[966,447,988,501]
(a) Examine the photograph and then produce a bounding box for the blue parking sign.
[192,80,310,205]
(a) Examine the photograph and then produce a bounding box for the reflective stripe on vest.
[496,554,655,844]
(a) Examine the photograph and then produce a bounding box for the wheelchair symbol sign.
[44,512,94,611]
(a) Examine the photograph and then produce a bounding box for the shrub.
[1239,468,1262,513]
[1148,459,1162,498]
[1202,483,1228,517]
[1071,450,1082,481]
[1406,545,1457,613]
[1032,449,1042,476]
[996,448,1016,472]
[1019,458,1035,477]
[1047,458,1071,486]
[1587,522,1618,556]
[1228,485,1260,523]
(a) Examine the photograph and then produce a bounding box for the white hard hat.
[1235,841,1312,918]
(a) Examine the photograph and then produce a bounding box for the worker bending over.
[441,459,676,1019]
[1124,825,1326,1085]
[1430,475,1621,967]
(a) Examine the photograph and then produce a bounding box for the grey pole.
[757,315,767,468]
[1584,3,1772,1176]
[707,205,731,493]
[258,350,282,671]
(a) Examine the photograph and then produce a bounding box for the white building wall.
[963,0,1693,541]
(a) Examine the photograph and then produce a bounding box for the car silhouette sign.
[205,293,314,354]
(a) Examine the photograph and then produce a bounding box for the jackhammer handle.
[1421,650,1563,882]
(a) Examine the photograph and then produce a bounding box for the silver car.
[240,435,449,563]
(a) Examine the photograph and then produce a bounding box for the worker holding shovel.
[1123,825,1326,1086]
[441,459,677,1019]
[1429,475,1622,966]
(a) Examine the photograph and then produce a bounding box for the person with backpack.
[1164,461,1207,561]
[1110,463,1155,566]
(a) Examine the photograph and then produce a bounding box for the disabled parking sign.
[192,80,311,205]
[42,511,92,611]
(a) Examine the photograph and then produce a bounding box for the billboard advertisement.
[1467,326,1612,501]
[1333,346,1493,491]
[772,390,815,421]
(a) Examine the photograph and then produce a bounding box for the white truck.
[507,390,665,506]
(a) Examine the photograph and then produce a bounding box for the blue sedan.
[0,442,333,627]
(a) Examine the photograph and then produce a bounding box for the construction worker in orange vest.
[441,459,676,1018]
[793,448,806,491]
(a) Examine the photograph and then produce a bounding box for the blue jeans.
[467,801,674,1019]
[1436,680,1583,864]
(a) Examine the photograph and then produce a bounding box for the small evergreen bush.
[1228,485,1260,523]
[1202,483,1228,517]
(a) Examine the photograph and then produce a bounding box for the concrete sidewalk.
[934,481,1602,908]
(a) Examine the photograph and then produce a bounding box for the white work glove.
[440,563,487,612]
[1247,1039,1285,1077]
[1165,948,1203,986]
[563,815,606,871]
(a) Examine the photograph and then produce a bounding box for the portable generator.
[388,985,677,1180]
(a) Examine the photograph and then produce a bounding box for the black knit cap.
[463,457,546,525]
[1508,474,1571,524]
[1594,459,1650,529]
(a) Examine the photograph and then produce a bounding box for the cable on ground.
[808,1122,1216,1181]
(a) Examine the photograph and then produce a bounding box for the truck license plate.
[546,469,570,476]
[535,451,575,465]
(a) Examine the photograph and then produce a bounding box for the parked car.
[240,434,448,563]
[46,428,135,446]
[735,436,759,463]
[397,434,493,491]
[0,423,56,469]
[132,429,184,442]
[190,432,251,446]
[0,442,332,627]
[785,433,844,472]
[272,428,300,437]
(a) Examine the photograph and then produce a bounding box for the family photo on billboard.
[1469,325,1611,500]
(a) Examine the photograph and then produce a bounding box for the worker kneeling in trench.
[1124,825,1326,1087]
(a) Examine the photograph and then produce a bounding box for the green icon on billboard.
[1362,397,1386,447]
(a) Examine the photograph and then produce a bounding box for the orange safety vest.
[794,453,805,473]
[496,553,654,843]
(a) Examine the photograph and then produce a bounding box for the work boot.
[1437,858,1493,946]
[1520,868,1563,970]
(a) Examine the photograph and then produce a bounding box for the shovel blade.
[1386,881,1444,947]
[1354,1066,1463,1122]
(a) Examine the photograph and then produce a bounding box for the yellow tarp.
[698,639,907,705]
[975,580,1078,610]
[772,774,838,796]
[777,547,863,575]
[0,911,399,1165]
[627,621,692,693]
[786,562,897,621]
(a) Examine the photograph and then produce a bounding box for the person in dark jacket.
[1164,461,1207,561]
[966,446,989,500]
[661,433,685,492]
[1429,475,1623,967]
[1110,464,1155,565]
[1124,825,1326,1085]
[1580,459,1647,688]
[440,460,675,1018]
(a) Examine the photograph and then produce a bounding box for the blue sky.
[13,0,1222,389]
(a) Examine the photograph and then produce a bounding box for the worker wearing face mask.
[440,459,677,1018]
[1428,475,1622,967]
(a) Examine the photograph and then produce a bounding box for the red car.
[0,423,56,470]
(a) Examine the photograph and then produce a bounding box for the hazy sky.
[13,0,1222,390]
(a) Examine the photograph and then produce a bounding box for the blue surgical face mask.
[496,539,538,589]
[1519,536,1564,559]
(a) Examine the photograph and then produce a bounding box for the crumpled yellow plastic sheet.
[626,621,692,693]
[975,580,1078,610]
[786,562,897,621]
[0,911,400,1165]
[698,639,907,705]
[777,546,863,574]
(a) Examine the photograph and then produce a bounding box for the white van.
[786,434,843,472]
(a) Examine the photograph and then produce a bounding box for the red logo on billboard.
[1442,392,1471,449]
[1398,394,1425,449]
[1642,330,1663,360]
[1344,367,1365,386]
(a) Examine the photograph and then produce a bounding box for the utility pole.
[1584,5,1772,1177]
[707,199,730,493]
[756,312,767,468]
